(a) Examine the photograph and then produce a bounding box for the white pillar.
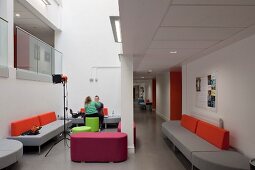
[120,55,134,152]
[182,64,187,114]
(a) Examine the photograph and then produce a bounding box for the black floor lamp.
[45,74,69,157]
[250,159,255,170]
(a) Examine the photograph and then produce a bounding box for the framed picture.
[196,77,201,92]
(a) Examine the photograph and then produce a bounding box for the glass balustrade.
[52,49,63,75]
[0,17,8,68]
[16,27,62,78]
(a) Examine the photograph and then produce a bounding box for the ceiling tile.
[172,0,255,5]
[146,48,203,56]
[14,11,36,19]
[137,48,203,70]
[161,6,255,28]
[150,40,218,49]
[137,53,186,71]
[154,27,243,41]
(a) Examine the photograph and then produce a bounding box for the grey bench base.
[162,121,249,170]
[60,116,121,129]
[8,120,72,154]
[0,139,23,169]
[192,151,249,170]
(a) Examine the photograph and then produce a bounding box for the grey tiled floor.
[7,106,186,170]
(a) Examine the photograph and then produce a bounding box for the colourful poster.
[196,73,217,112]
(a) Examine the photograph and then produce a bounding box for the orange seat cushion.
[196,120,229,150]
[11,116,40,136]
[180,114,199,133]
[38,112,57,126]
[103,108,108,116]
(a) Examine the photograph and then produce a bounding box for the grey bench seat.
[162,121,219,161]
[0,139,23,169]
[192,151,249,170]
[8,120,72,153]
[162,120,249,170]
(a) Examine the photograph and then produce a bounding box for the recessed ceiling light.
[170,51,177,54]
[141,77,145,79]
[148,70,152,73]
[15,13,21,17]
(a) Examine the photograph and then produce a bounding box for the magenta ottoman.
[118,122,136,146]
[71,132,127,162]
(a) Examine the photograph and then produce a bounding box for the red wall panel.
[170,72,182,120]
[152,79,156,109]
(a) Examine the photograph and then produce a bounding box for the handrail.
[0,17,8,23]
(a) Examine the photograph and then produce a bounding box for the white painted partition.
[120,55,134,152]
[156,72,170,121]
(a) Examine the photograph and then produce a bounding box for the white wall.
[156,72,170,121]
[183,33,255,158]
[0,0,62,138]
[55,0,122,115]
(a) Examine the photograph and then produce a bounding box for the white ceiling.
[14,0,54,46]
[119,0,255,80]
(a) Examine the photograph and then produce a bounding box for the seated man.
[94,95,104,130]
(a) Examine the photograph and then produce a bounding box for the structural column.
[182,64,187,114]
[120,55,134,152]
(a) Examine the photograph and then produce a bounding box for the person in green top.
[84,96,104,130]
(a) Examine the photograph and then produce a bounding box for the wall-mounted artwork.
[196,73,217,112]
[196,77,201,92]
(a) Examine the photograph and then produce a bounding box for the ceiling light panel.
[110,16,122,43]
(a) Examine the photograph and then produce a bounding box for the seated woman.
[84,96,103,131]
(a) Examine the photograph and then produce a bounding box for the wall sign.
[196,73,217,112]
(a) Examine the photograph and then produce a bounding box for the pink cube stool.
[118,122,136,146]
[71,132,127,163]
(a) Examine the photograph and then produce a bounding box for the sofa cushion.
[8,120,72,146]
[38,112,57,126]
[11,116,40,136]
[180,114,199,133]
[196,120,229,150]
[103,108,108,116]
